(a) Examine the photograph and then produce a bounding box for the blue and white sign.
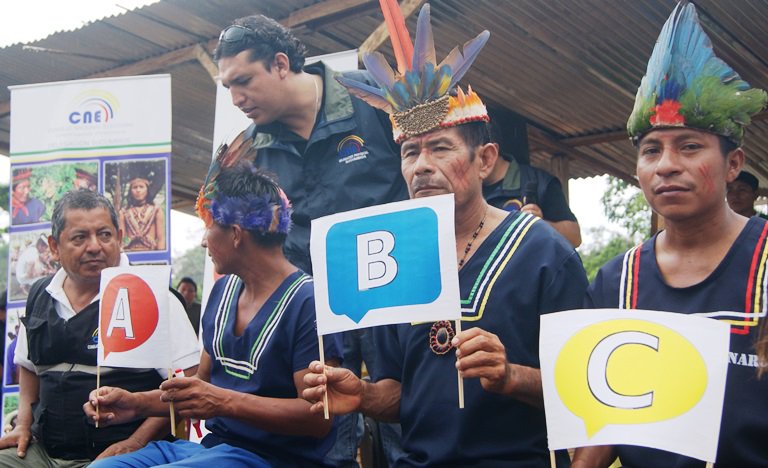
[311,194,460,335]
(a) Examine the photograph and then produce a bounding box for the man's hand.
[0,425,32,458]
[159,377,229,420]
[302,361,363,416]
[85,386,141,427]
[453,327,511,394]
[521,203,543,219]
[94,436,144,460]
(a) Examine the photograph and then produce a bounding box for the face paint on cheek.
[448,158,472,193]
[698,164,715,194]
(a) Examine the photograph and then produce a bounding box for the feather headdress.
[195,130,291,234]
[627,2,767,145]
[338,1,491,143]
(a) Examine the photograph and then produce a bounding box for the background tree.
[600,176,651,243]
[579,176,651,281]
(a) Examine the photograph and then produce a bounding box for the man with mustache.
[572,3,768,467]
[0,190,199,467]
[302,3,588,465]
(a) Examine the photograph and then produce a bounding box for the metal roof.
[2,0,767,211]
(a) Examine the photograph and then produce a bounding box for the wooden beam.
[285,0,373,28]
[550,153,570,204]
[194,44,218,82]
[87,43,202,79]
[560,130,628,147]
[359,0,425,57]
[528,126,636,184]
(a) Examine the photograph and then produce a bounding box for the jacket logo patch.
[337,135,369,164]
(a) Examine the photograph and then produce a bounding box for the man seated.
[0,189,199,467]
[85,157,342,467]
[302,3,588,465]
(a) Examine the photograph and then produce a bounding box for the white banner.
[311,194,460,335]
[540,309,730,463]
[6,75,173,423]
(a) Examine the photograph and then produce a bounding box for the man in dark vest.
[0,190,199,467]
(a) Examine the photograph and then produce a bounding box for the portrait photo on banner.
[10,161,99,227]
[3,308,24,389]
[8,229,58,302]
[104,158,168,253]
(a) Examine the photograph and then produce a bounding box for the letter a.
[357,231,398,290]
[106,287,135,339]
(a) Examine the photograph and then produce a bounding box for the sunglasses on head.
[218,25,254,43]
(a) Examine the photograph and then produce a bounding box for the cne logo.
[68,90,119,125]
[337,135,369,164]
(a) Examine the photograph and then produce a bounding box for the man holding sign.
[302,3,588,466]
[572,3,768,467]
[0,190,199,467]
[86,158,342,467]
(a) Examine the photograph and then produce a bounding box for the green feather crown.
[627,2,767,145]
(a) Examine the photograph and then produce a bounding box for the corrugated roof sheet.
[2,0,767,209]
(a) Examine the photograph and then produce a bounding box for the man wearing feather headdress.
[302,2,588,466]
[573,3,768,467]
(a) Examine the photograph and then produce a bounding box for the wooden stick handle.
[168,369,176,437]
[455,319,464,409]
[319,335,330,420]
[95,364,101,428]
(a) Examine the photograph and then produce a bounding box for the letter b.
[357,231,397,291]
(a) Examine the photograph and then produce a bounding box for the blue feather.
[362,52,396,89]
[438,30,491,90]
[335,76,395,112]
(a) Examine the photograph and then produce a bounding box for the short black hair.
[215,162,288,247]
[718,135,739,158]
[214,15,307,72]
[455,121,492,155]
[51,190,119,242]
[177,277,198,292]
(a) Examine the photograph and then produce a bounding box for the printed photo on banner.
[104,158,167,253]
[311,194,459,335]
[10,161,99,226]
[539,309,730,464]
[3,308,23,388]
[2,393,19,435]
[8,229,57,302]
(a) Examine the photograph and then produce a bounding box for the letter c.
[587,331,659,409]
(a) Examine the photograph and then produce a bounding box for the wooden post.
[550,153,571,204]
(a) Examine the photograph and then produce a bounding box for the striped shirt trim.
[618,224,768,334]
[212,274,312,379]
[460,213,538,321]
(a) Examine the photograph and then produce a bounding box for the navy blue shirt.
[202,272,342,467]
[587,216,768,467]
[246,62,408,274]
[374,212,588,467]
